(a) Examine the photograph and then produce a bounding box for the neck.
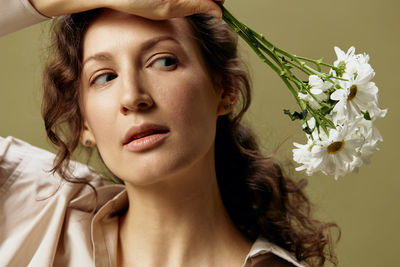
[118,151,252,267]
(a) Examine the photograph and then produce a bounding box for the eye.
[91,73,118,86]
[151,56,178,70]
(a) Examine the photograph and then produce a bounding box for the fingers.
[151,0,224,20]
[104,0,225,20]
[198,0,223,18]
[29,0,225,19]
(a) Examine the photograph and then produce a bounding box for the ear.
[214,73,240,116]
[216,87,239,116]
[80,122,96,147]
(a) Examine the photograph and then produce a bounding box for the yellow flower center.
[327,141,345,154]
[347,85,357,101]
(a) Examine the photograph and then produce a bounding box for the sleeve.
[0,0,50,37]
[0,136,103,266]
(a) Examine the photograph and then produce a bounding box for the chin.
[128,160,210,191]
[105,139,214,187]
[121,175,165,187]
[114,156,191,187]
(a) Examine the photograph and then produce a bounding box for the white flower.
[355,119,383,143]
[332,46,373,81]
[332,46,357,77]
[292,46,386,179]
[298,75,332,109]
[293,141,314,173]
[364,101,388,120]
[330,59,378,121]
[293,124,364,179]
[309,75,332,92]
[293,119,318,175]
[334,46,356,66]
[353,119,383,165]
[358,141,379,165]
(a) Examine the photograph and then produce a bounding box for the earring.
[224,103,234,110]
[84,139,93,147]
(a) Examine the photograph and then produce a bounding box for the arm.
[0,0,49,37]
[0,0,222,37]
[0,136,104,266]
[29,0,223,19]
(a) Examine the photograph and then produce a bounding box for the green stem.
[222,5,313,108]
[223,17,281,78]
[302,86,330,108]
[282,58,313,76]
[220,4,338,135]
[247,26,342,87]
[296,56,337,70]
[306,104,329,136]
[222,7,283,69]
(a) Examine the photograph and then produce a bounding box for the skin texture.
[80,10,229,186]
[29,0,223,18]
[80,10,249,267]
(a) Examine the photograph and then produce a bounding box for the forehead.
[82,10,197,55]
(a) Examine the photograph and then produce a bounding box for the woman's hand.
[103,0,224,19]
[29,0,223,19]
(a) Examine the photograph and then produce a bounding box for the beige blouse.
[0,0,48,36]
[0,137,307,266]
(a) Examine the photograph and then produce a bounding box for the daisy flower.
[219,5,387,179]
[330,59,377,120]
[309,125,364,179]
[298,75,332,109]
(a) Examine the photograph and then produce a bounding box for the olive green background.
[0,0,398,266]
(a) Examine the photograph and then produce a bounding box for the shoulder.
[0,136,105,265]
[0,136,103,186]
[245,237,308,267]
[0,136,103,205]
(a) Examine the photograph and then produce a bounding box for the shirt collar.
[244,237,308,267]
[69,184,126,213]
[69,184,305,267]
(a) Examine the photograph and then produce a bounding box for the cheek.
[166,73,216,113]
[156,71,220,141]
[83,90,120,143]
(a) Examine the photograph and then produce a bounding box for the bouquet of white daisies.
[221,5,387,179]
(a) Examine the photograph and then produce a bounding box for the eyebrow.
[82,36,180,67]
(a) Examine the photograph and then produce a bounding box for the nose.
[120,93,154,114]
[120,76,154,115]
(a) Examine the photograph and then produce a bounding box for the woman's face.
[80,10,228,185]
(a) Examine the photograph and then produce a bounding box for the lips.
[122,123,170,146]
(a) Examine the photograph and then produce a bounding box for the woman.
[0,0,338,266]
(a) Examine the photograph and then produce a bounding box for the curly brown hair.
[42,9,339,266]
